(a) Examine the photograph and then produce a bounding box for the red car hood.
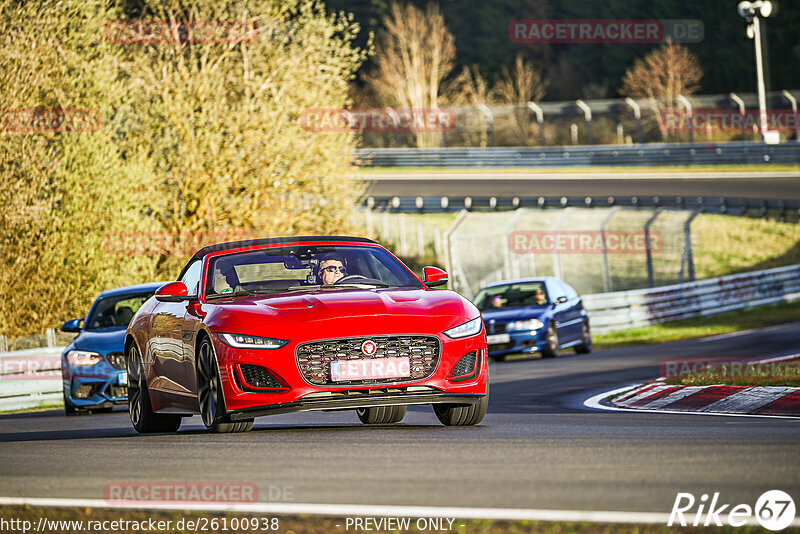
[204,287,478,341]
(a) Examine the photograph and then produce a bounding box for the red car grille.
[296,335,440,386]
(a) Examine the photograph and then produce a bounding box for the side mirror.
[61,318,83,333]
[422,266,448,288]
[155,281,190,302]
[554,296,568,305]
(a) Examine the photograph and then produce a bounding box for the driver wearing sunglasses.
[318,254,348,285]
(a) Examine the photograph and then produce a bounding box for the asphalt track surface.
[1,324,799,514]
[359,172,800,200]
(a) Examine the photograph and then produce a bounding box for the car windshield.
[85,292,154,330]
[205,244,423,298]
[473,282,549,311]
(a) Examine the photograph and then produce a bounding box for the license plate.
[330,357,410,381]
[487,333,511,344]
[117,372,127,385]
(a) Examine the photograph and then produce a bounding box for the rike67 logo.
[669,490,796,530]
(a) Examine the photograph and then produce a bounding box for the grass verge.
[0,506,788,534]
[593,300,800,351]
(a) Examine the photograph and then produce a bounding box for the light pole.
[782,90,799,143]
[527,102,545,146]
[677,95,693,144]
[737,1,774,143]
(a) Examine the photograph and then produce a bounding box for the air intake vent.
[450,351,478,380]
[239,364,282,389]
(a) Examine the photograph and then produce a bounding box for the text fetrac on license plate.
[330,357,411,381]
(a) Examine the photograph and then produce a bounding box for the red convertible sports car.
[125,236,488,433]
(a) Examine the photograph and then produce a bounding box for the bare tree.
[621,40,703,139]
[493,53,547,105]
[365,2,456,148]
[492,53,548,144]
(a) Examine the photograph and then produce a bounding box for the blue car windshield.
[85,292,154,330]
[474,282,549,311]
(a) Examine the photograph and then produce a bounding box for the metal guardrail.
[583,264,800,334]
[0,347,63,412]
[365,196,800,223]
[355,141,800,167]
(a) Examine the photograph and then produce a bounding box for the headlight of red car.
[443,317,483,339]
[217,333,289,349]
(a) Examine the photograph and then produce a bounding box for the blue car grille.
[486,323,507,334]
[296,335,440,386]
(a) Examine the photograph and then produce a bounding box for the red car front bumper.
[212,332,488,420]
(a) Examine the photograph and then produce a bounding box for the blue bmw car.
[475,277,592,361]
[60,282,165,415]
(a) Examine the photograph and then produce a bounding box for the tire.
[196,337,253,433]
[356,405,407,424]
[63,391,78,416]
[541,325,559,358]
[127,343,182,434]
[574,322,593,354]
[490,354,506,362]
[433,395,488,426]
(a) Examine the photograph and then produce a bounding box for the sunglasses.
[322,265,347,274]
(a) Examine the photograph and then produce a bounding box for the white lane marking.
[583,386,800,420]
[699,386,795,413]
[697,323,800,343]
[352,171,800,181]
[3,496,797,526]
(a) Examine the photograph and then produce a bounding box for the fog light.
[74,383,97,399]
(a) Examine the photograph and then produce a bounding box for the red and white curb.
[584,354,800,419]
[608,381,800,417]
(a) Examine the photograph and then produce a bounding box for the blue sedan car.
[60,282,165,415]
[475,277,592,361]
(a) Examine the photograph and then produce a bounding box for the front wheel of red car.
[127,343,181,434]
[196,337,253,433]
[356,405,407,424]
[433,394,488,426]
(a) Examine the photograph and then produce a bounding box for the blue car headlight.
[217,333,289,349]
[66,350,102,366]
[508,319,544,332]
[443,317,483,339]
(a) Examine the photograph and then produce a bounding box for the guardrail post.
[443,210,470,294]
[478,105,495,147]
[576,100,593,145]
[527,102,545,146]
[600,207,620,292]
[781,91,799,143]
[384,108,402,148]
[730,93,747,141]
[644,209,663,288]
[679,210,701,283]
[677,95,693,144]
[624,98,643,144]
[551,209,571,280]
[0,335,7,353]
[46,328,56,348]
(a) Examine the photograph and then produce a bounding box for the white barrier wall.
[582,264,800,333]
[0,347,64,412]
